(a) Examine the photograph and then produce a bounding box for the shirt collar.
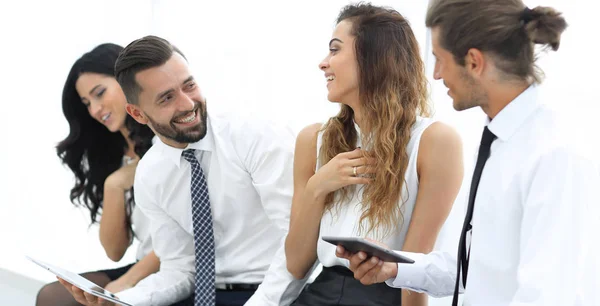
[155,114,215,168]
[487,84,540,142]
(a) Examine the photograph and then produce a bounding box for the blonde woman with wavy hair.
[285,3,464,306]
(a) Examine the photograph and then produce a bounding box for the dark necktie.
[182,149,216,306]
[452,127,496,306]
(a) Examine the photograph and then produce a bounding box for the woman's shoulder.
[420,120,461,147]
[296,123,323,148]
[417,120,463,168]
[293,123,324,171]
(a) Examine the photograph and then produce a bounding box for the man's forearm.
[386,251,458,298]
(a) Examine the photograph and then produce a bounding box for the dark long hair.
[56,43,154,231]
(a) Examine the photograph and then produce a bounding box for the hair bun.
[524,6,568,51]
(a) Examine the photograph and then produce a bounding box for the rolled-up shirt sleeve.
[233,120,308,305]
[385,250,459,298]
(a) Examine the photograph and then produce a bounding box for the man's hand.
[57,277,117,306]
[335,244,398,285]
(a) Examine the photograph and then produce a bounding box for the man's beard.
[147,101,208,144]
[454,69,487,111]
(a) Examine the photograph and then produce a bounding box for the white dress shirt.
[117,113,307,306]
[130,205,152,261]
[122,156,152,261]
[386,85,600,305]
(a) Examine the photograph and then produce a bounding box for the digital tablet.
[26,256,133,306]
[322,236,415,264]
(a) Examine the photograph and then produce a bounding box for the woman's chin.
[105,123,123,133]
[327,93,340,103]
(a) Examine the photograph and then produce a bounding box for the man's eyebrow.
[156,88,175,102]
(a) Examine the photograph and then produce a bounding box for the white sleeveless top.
[316,116,435,268]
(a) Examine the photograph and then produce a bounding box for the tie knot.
[182,149,198,164]
[481,126,497,148]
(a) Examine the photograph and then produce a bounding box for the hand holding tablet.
[322,236,415,263]
[27,256,132,306]
[324,236,412,286]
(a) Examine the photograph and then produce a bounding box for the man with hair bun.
[337,1,600,305]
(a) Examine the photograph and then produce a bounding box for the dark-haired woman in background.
[35,43,157,306]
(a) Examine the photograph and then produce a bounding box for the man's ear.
[464,48,486,78]
[126,104,149,125]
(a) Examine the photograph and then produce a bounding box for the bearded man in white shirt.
[58,35,308,306]
[336,1,600,305]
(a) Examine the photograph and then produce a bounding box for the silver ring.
[353,166,358,176]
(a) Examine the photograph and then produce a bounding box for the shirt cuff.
[385,251,428,293]
[116,287,151,306]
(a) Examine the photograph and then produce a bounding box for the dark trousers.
[291,266,402,306]
[216,290,257,306]
[174,289,256,306]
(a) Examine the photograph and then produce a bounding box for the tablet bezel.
[26,256,133,306]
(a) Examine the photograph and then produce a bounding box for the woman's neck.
[120,126,138,158]
[353,112,363,129]
[348,102,364,129]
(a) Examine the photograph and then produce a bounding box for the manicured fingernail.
[358,252,366,260]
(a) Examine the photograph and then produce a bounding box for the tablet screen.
[26,256,132,306]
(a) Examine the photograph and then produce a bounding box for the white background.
[0,0,598,304]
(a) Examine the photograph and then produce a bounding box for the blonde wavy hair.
[320,3,431,238]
